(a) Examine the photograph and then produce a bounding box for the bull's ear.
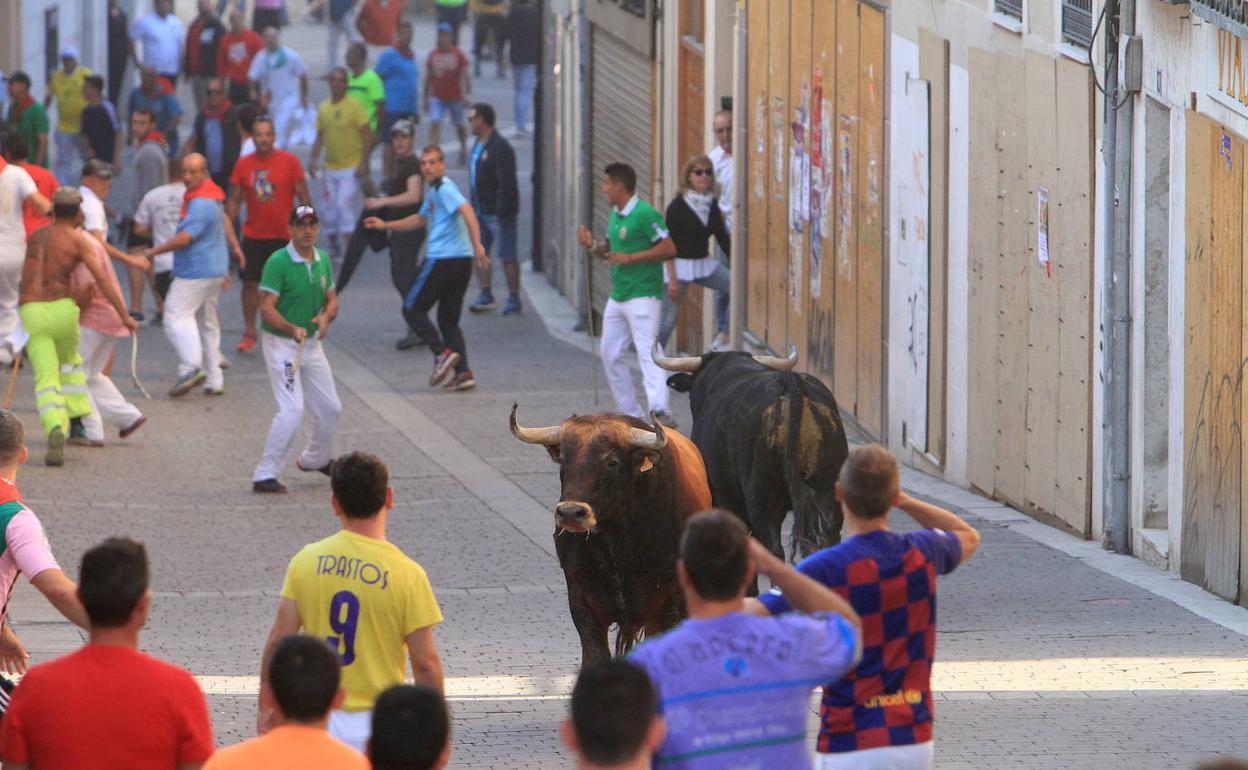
[545,445,561,463]
[636,449,661,473]
[667,373,694,393]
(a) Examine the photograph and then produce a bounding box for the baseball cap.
[51,187,83,207]
[60,46,80,61]
[436,21,453,34]
[390,118,415,137]
[290,204,319,223]
[81,159,112,179]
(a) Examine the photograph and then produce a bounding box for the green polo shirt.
[347,68,385,131]
[259,244,335,337]
[606,196,670,302]
[8,101,49,168]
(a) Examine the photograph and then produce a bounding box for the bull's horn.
[510,404,563,445]
[652,342,701,373]
[629,415,669,451]
[753,342,798,370]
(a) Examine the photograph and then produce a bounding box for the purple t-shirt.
[629,611,859,770]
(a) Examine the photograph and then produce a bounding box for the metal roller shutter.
[589,25,654,314]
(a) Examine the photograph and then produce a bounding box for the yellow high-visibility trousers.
[19,298,89,437]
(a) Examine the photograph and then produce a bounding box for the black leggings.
[402,257,472,373]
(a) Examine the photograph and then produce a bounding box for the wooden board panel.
[833,0,860,418]
[919,30,949,461]
[746,0,770,338]
[1053,58,1094,534]
[1022,50,1060,518]
[993,51,1029,507]
[1207,124,1243,601]
[676,38,706,353]
[766,0,792,350]
[856,3,885,437]
[787,0,813,363]
[965,48,1001,494]
[1182,111,1214,589]
[805,0,838,385]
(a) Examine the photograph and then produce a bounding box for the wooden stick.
[130,332,151,400]
[585,248,599,406]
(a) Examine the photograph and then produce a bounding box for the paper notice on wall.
[810,69,824,300]
[1037,186,1051,276]
[773,96,786,199]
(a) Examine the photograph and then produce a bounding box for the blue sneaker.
[502,295,522,315]
[469,290,498,313]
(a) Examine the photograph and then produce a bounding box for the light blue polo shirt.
[421,176,473,260]
[173,198,228,279]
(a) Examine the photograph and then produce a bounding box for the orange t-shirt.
[228,149,305,240]
[204,725,370,770]
[19,162,57,238]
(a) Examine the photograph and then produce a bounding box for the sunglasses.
[690,168,712,176]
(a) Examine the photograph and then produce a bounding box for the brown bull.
[510,405,711,666]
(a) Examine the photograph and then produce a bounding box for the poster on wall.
[1037,186,1051,276]
[810,68,824,300]
[837,114,854,277]
[772,96,786,200]
[754,96,767,200]
[789,76,810,303]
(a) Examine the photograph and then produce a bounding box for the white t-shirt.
[248,46,307,106]
[130,12,186,75]
[708,144,733,228]
[134,181,186,273]
[80,186,108,235]
[0,165,37,254]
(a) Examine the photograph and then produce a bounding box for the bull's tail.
[785,376,839,559]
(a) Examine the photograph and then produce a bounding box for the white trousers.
[253,332,342,482]
[328,709,370,753]
[320,168,358,236]
[327,15,359,78]
[163,277,225,389]
[600,297,668,418]
[79,327,143,442]
[54,130,79,186]
[815,742,935,770]
[0,240,23,348]
[271,96,299,148]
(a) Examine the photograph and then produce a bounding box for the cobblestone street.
[1,12,1245,770]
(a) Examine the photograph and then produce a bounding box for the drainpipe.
[728,0,747,351]
[1103,0,1135,553]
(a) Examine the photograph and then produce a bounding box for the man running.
[247,27,309,148]
[308,68,373,260]
[228,115,310,352]
[146,154,239,397]
[261,451,443,751]
[364,145,488,392]
[20,188,136,465]
[0,139,51,364]
[251,205,341,494]
[352,118,424,349]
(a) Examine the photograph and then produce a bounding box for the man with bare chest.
[20,188,136,465]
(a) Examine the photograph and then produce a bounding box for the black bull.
[657,347,850,564]
[509,406,712,666]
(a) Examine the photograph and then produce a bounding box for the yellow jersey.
[49,66,92,133]
[316,96,369,171]
[281,530,443,712]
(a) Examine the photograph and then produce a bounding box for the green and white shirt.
[259,243,335,338]
[606,195,670,302]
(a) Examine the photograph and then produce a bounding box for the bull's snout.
[555,501,596,532]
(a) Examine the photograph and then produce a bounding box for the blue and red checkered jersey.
[758,528,961,753]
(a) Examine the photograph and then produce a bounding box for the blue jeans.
[513,64,537,131]
[480,213,518,261]
[658,260,731,347]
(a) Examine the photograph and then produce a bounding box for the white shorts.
[815,742,934,770]
[328,708,371,752]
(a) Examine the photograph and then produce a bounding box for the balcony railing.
[1062,0,1094,48]
[995,0,1024,19]
[1193,0,1248,38]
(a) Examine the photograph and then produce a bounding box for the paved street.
[2,10,1247,770]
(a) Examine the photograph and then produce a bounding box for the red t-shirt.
[19,162,57,238]
[0,645,214,769]
[217,29,264,86]
[426,48,469,102]
[229,149,305,240]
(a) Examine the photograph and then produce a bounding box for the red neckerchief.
[139,130,169,148]
[0,476,22,507]
[0,156,7,174]
[201,98,233,120]
[181,178,225,218]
